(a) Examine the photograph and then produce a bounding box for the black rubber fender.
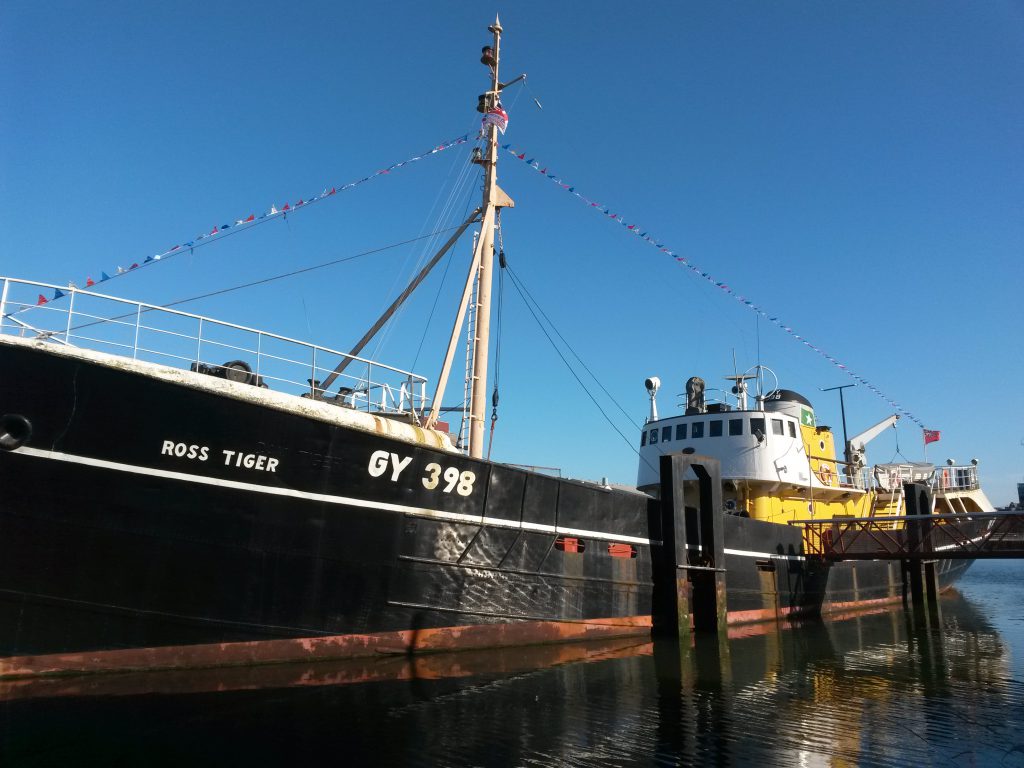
[0,413,32,450]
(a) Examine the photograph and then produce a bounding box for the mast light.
[645,377,661,423]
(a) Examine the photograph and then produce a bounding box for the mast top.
[489,15,502,34]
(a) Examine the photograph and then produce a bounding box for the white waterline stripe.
[934,534,988,552]
[12,447,654,547]
[724,547,806,561]
[686,542,805,561]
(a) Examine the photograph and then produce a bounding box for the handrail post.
[0,278,9,334]
[65,289,76,343]
[366,362,373,412]
[132,304,142,359]
[310,348,318,398]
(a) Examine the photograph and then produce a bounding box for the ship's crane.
[846,414,900,476]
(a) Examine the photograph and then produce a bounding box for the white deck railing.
[872,462,980,493]
[0,277,428,417]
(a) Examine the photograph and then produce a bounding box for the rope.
[890,421,911,464]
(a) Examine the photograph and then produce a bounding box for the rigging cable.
[499,143,931,430]
[49,224,470,336]
[161,225,469,310]
[503,260,655,474]
[369,119,481,362]
[410,245,457,371]
[486,211,506,460]
[408,134,484,369]
[504,264,641,430]
[889,421,910,464]
[23,132,473,311]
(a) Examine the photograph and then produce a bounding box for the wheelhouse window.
[641,431,647,447]
[675,423,687,440]
[787,421,796,438]
[751,417,765,436]
[772,418,784,435]
[709,420,723,437]
[649,428,658,444]
[662,426,672,443]
[692,422,705,438]
[729,418,743,436]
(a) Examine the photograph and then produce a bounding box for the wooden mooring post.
[902,481,941,619]
[653,454,728,645]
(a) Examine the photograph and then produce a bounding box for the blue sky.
[2,1,1022,503]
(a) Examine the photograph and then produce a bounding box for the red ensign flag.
[923,429,941,445]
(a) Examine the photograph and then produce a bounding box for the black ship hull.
[0,338,976,676]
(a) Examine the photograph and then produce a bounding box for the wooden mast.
[424,17,513,455]
[468,15,514,458]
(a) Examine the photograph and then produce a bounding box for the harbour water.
[2,559,1021,767]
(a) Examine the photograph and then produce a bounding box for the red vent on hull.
[555,537,585,554]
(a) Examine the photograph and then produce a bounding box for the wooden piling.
[654,454,728,642]
[902,481,940,615]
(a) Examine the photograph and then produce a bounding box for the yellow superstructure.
[636,373,992,525]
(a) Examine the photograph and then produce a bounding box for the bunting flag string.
[501,143,929,430]
[35,133,471,304]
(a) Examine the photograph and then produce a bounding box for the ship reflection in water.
[2,561,1022,767]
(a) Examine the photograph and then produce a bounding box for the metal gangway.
[793,481,1024,613]
[796,509,1024,561]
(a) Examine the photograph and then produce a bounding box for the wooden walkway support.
[903,481,940,613]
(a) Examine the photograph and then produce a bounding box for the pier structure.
[796,495,1024,561]
[795,484,1024,612]
[653,453,728,653]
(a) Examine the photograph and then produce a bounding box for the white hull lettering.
[221,449,279,472]
[369,451,476,497]
[161,441,209,462]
